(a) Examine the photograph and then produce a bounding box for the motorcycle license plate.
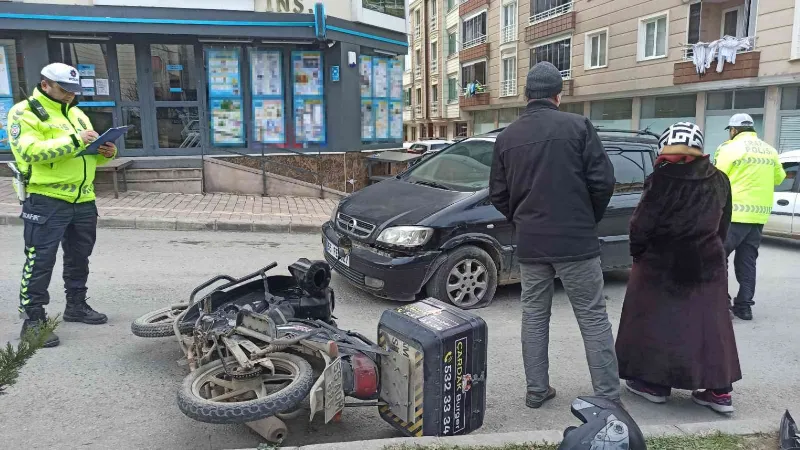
[322,357,345,423]
[325,238,350,267]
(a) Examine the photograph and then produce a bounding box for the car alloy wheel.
[446,258,489,308]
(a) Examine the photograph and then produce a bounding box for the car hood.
[338,178,473,229]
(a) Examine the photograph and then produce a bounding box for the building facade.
[0,0,409,158]
[402,0,470,141]
[408,0,800,153]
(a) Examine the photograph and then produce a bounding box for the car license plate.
[325,238,350,267]
[323,357,345,424]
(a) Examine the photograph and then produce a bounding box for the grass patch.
[385,432,779,450]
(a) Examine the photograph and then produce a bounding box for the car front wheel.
[427,245,498,309]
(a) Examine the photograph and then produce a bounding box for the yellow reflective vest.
[714,132,786,224]
[6,87,116,203]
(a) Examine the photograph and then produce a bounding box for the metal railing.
[500,80,517,97]
[462,34,487,50]
[430,57,438,73]
[414,66,422,79]
[501,24,517,44]
[415,24,421,40]
[529,2,573,25]
[681,37,757,62]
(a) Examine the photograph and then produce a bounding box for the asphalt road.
[0,227,798,450]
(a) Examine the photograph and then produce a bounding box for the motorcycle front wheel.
[177,353,314,424]
[131,305,192,338]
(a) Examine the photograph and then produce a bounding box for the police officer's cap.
[40,63,83,94]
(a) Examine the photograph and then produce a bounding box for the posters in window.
[374,58,388,98]
[361,99,374,141]
[253,99,285,144]
[390,101,403,140]
[210,98,244,146]
[251,50,282,97]
[0,47,11,97]
[0,97,14,150]
[292,51,323,97]
[375,99,389,140]
[360,56,372,98]
[77,64,95,77]
[207,49,241,97]
[390,58,403,100]
[294,97,325,143]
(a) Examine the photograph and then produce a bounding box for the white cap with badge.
[40,62,83,94]
[725,113,755,130]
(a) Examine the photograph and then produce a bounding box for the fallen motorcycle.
[132,258,489,443]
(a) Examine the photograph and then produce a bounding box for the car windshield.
[404,138,494,191]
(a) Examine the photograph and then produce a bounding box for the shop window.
[706,89,765,154]
[473,110,495,135]
[251,49,285,145]
[560,102,584,115]
[49,41,112,103]
[781,86,800,111]
[157,106,200,148]
[439,126,447,138]
[779,86,800,153]
[455,122,468,137]
[152,44,198,102]
[205,47,244,147]
[640,94,697,135]
[117,44,138,102]
[83,107,114,140]
[0,38,24,152]
[590,99,633,130]
[498,108,519,128]
[360,55,404,143]
[121,107,144,149]
[292,51,326,145]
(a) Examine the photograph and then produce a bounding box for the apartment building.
[403,0,470,141]
[409,0,800,153]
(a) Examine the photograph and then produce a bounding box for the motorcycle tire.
[177,353,314,425]
[131,306,193,338]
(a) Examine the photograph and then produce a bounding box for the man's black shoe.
[20,310,59,348]
[64,299,108,325]
[732,306,753,321]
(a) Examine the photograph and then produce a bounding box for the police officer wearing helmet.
[6,62,117,347]
[714,113,786,321]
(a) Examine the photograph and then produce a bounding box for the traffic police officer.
[7,63,117,347]
[714,113,786,321]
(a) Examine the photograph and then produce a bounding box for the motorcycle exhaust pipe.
[288,258,331,297]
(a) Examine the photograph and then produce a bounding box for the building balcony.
[674,50,760,85]
[500,80,517,98]
[525,3,575,43]
[460,88,490,108]
[460,0,490,17]
[461,40,489,62]
[501,24,518,45]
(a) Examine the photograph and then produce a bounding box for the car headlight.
[330,203,339,224]
[376,226,434,247]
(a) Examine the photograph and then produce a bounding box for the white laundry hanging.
[689,36,754,74]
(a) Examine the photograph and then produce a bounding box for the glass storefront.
[590,99,633,130]
[472,110,495,135]
[0,36,25,152]
[640,94,697,136]
[498,108,520,128]
[778,85,800,153]
[560,102,584,115]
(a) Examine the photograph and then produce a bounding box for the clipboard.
[80,126,133,156]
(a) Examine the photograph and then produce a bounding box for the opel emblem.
[350,218,357,230]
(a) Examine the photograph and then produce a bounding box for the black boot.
[20,308,60,348]
[64,297,108,325]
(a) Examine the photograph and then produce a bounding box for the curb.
[231,418,778,450]
[0,213,324,234]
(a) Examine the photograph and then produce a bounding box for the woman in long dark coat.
[615,122,742,414]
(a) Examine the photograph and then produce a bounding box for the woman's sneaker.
[625,380,668,404]
[692,390,734,414]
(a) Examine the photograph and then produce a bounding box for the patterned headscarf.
[657,122,704,152]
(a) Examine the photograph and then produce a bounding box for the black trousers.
[724,223,764,308]
[19,193,98,314]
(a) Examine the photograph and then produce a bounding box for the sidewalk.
[0,178,336,233]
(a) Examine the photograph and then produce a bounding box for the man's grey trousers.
[519,256,621,402]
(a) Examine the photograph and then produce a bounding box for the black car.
[322,128,659,309]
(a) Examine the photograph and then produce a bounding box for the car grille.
[336,213,376,238]
[324,253,366,286]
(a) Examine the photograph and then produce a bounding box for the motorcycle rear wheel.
[177,352,314,424]
[131,305,192,338]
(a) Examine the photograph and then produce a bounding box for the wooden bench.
[97,158,133,198]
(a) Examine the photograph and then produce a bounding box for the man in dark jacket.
[490,61,619,408]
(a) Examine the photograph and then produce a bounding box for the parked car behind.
[406,139,454,154]
[322,129,659,309]
[764,150,800,239]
